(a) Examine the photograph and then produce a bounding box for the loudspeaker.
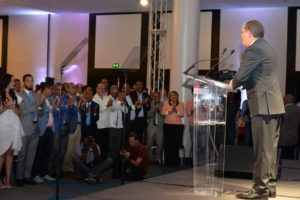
[216,145,253,179]
[216,145,281,180]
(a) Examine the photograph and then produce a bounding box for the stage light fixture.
[140,0,149,6]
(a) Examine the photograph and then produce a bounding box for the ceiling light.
[140,0,149,6]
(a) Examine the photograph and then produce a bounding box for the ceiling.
[0,0,299,15]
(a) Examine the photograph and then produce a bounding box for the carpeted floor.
[0,163,185,200]
[1,160,300,200]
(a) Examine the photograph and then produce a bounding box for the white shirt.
[109,96,128,128]
[24,89,32,100]
[15,92,23,105]
[250,38,258,46]
[125,95,136,121]
[92,93,110,129]
[45,98,54,128]
[137,92,144,117]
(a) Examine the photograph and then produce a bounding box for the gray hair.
[243,20,265,38]
[110,85,119,91]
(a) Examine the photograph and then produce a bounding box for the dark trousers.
[32,127,53,177]
[280,145,297,160]
[125,162,145,181]
[94,128,110,160]
[16,123,39,180]
[251,115,281,194]
[124,120,134,145]
[81,125,97,141]
[133,117,147,143]
[244,121,253,146]
[72,156,113,179]
[226,122,236,145]
[49,126,69,176]
[108,128,123,159]
[163,124,184,166]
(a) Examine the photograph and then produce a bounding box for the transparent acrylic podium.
[190,75,232,197]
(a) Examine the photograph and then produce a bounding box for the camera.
[87,135,95,143]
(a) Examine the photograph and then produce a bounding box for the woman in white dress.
[0,73,25,189]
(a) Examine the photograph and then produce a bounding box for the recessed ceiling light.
[140,0,149,6]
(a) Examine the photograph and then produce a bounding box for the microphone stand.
[183,48,227,75]
[183,58,220,75]
[56,64,65,200]
[121,71,128,186]
[204,50,235,78]
[54,38,88,200]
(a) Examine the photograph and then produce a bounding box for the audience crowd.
[0,68,299,190]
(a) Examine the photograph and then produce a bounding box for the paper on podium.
[183,74,233,91]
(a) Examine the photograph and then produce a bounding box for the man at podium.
[229,20,284,199]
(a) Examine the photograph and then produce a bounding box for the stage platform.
[71,160,300,200]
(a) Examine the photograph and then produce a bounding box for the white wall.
[4,8,293,92]
[220,8,288,94]
[49,14,89,84]
[7,15,48,84]
[94,14,141,69]
[6,14,89,85]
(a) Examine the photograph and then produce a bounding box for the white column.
[170,0,201,157]
[170,0,201,101]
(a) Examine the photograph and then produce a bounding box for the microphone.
[204,49,235,78]
[183,48,227,75]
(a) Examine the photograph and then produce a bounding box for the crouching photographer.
[72,135,113,184]
[120,132,149,181]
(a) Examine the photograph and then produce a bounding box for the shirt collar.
[24,89,32,95]
[250,38,258,46]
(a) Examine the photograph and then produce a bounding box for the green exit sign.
[112,63,120,69]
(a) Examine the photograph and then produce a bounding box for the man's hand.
[91,143,98,153]
[119,149,126,156]
[106,98,113,108]
[55,97,62,107]
[118,92,125,103]
[229,79,233,87]
[67,98,75,106]
[120,149,130,160]
[141,97,149,106]
[5,98,14,109]
[124,152,130,159]
[35,95,46,107]
[134,100,141,107]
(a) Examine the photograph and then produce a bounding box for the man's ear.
[246,31,252,39]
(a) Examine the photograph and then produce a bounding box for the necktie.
[29,92,35,121]
[28,91,34,104]
[86,103,91,126]
[115,100,118,127]
[153,102,158,126]
[116,111,118,127]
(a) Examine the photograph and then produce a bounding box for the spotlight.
[140,0,149,6]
